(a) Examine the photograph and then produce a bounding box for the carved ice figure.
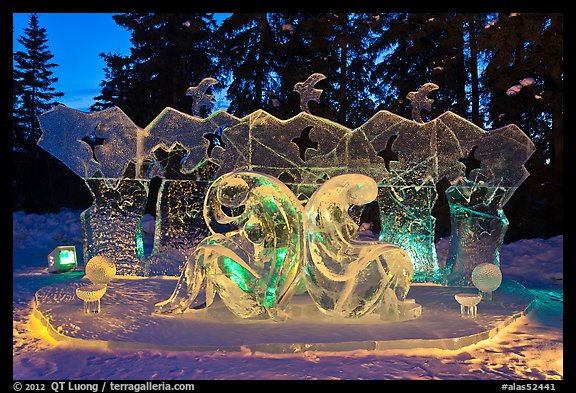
[358,110,440,282]
[442,177,510,286]
[293,73,326,114]
[303,174,417,319]
[155,171,304,321]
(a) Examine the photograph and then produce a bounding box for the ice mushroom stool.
[454,293,482,318]
[76,284,107,313]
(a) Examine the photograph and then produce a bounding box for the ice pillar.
[442,183,510,286]
[81,178,150,276]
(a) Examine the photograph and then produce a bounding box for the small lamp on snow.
[47,246,78,273]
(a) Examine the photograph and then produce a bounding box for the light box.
[48,246,78,273]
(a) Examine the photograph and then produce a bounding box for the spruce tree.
[90,51,133,112]
[369,13,490,123]
[13,13,64,154]
[216,13,279,118]
[98,13,221,126]
[479,13,562,166]
[269,13,381,127]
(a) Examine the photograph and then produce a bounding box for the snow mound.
[13,209,84,250]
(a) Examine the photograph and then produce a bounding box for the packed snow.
[13,209,563,380]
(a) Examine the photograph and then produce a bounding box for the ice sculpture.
[186,77,218,117]
[303,174,418,319]
[358,105,440,282]
[37,74,535,288]
[406,83,439,123]
[294,73,326,114]
[143,96,240,276]
[81,178,149,276]
[155,171,304,321]
[37,105,150,274]
[85,255,116,284]
[471,262,503,301]
[37,105,140,179]
[441,118,534,286]
[76,255,116,313]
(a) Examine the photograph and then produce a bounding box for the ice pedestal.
[454,293,482,318]
[443,183,510,286]
[33,278,535,352]
[81,178,149,276]
[75,284,107,313]
[377,185,441,283]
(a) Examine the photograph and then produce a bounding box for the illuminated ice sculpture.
[155,171,304,321]
[156,171,419,320]
[36,73,535,290]
[303,174,419,320]
[76,255,116,313]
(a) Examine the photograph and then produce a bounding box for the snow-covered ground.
[13,209,563,380]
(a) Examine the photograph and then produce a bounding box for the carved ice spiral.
[155,171,304,321]
[303,174,415,318]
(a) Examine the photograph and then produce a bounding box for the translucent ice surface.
[443,178,510,286]
[303,174,417,319]
[37,105,140,179]
[155,171,304,321]
[81,178,149,276]
[37,80,535,287]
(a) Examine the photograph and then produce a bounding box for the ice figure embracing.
[303,174,420,320]
[156,171,421,321]
[154,171,304,321]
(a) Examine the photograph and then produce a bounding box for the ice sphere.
[471,262,503,301]
[303,173,418,319]
[155,171,304,321]
[85,255,116,285]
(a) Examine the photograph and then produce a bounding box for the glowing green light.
[276,248,287,262]
[265,247,288,307]
[135,231,145,258]
[222,256,250,291]
[59,250,76,265]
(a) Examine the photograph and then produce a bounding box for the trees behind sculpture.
[12,13,562,241]
[13,14,90,212]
